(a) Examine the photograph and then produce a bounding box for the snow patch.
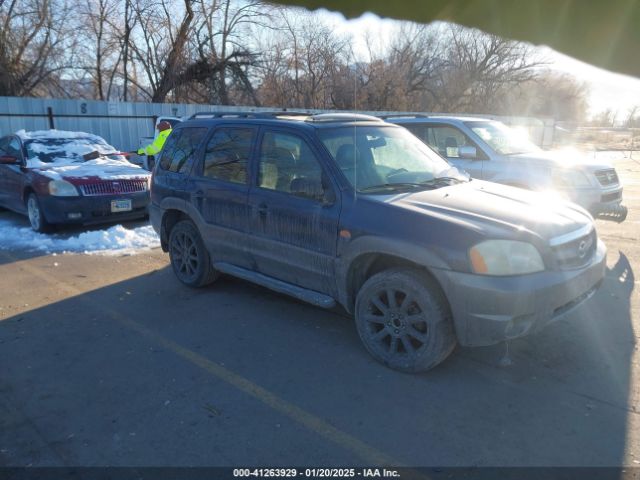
[33,159,150,182]
[18,129,149,181]
[0,218,160,255]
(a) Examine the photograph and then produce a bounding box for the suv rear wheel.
[355,268,456,372]
[169,220,219,287]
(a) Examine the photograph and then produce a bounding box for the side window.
[158,130,182,171]
[426,126,472,158]
[0,137,8,155]
[7,137,22,159]
[202,128,255,184]
[159,128,207,174]
[258,131,328,202]
[406,125,428,143]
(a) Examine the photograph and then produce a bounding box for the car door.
[406,124,486,179]
[155,126,209,200]
[247,128,341,295]
[0,136,27,211]
[188,125,258,269]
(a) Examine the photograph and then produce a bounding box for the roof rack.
[378,113,431,120]
[189,110,311,120]
[306,113,383,123]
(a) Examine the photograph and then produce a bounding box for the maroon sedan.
[0,130,150,232]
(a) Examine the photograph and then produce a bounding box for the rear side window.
[5,137,22,159]
[202,128,255,184]
[158,127,208,174]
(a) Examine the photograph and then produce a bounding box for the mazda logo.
[577,237,592,259]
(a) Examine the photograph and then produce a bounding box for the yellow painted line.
[2,251,408,468]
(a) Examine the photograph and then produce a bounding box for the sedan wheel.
[168,220,218,287]
[27,194,52,233]
[355,268,456,372]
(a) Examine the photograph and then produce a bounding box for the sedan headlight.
[48,180,79,197]
[469,240,544,275]
[552,169,592,188]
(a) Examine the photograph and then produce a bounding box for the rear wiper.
[359,182,437,193]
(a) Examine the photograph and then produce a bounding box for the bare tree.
[501,72,589,121]
[257,9,350,109]
[151,0,194,102]
[429,25,544,112]
[187,0,267,105]
[74,0,122,100]
[126,0,197,102]
[0,0,76,96]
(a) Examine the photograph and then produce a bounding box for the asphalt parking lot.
[0,152,639,469]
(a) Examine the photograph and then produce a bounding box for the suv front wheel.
[169,220,219,287]
[355,268,456,372]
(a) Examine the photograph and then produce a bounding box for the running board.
[213,262,337,309]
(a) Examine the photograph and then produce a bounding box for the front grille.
[80,179,148,196]
[601,191,621,203]
[594,169,619,186]
[552,229,597,270]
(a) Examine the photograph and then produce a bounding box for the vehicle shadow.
[0,249,635,467]
[455,250,635,464]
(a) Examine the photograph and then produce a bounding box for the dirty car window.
[318,126,454,190]
[202,128,255,184]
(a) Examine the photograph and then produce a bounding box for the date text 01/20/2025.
[232,468,401,478]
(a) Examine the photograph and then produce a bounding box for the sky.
[324,11,640,120]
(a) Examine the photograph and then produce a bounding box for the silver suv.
[388,115,627,222]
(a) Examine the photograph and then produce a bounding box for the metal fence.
[0,96,556,150]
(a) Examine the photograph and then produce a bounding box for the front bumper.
[39,192,149,225]
[568,184,627,222]
[431,239,607,346]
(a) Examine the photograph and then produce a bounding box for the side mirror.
[0,155,20,165]
[458,146,478,159]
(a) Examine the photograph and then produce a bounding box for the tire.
[27,193,53,233]
[355,268,456,372]
[168,220,218,287]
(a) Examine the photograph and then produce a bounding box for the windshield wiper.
[359,182,437,193]
[421,176,467,185]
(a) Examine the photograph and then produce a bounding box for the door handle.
[193,190,205,198]
[257,203,268,216]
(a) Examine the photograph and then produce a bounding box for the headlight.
[48,180,79,197]
[552,169,591,188]
[469,240,544,275]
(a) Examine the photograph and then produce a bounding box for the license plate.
[111,199,132,212]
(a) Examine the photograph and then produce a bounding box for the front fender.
[336,235,451,312]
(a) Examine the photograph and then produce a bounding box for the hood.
[509,149,614,172]
[371,180,593,242]
[30,157,150,182]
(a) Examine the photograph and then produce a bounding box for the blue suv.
[150,112,606,372]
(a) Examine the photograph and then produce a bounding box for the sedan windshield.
[318,125,468,193]
[24,137,123,163]
[466,121,541,155]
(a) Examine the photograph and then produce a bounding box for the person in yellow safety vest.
[136,120,172,156]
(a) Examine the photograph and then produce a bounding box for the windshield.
[318,125,467,193]
[466,121,541,155]
[24,137,123,163]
